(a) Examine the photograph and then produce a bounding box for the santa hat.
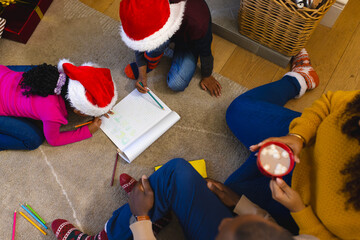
[58,59,118,117]
[119,0,186,52]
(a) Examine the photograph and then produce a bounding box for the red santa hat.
[58,59,118,117]
[119,0,186,52]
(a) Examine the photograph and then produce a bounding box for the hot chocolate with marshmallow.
[258,143,292,176]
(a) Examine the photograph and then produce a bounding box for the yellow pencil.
[75,120,93,128]
[19,211,47,235]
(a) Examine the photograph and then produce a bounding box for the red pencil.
[110,150,119,186]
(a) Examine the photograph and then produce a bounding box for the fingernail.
[142,175,148,179]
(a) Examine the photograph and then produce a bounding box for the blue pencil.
[139,82,164,110]
[20,204,48,229]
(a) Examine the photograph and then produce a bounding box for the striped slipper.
[51,219,108,240]
[291,48,319,90]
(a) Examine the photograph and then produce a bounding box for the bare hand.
[269,178,305,212]
[128,175,154,216]
[249,135,303,163]
[135,65,148,94]
[103,110,114,119]
[88,117,102,134]
[136,79,148,94]
[206,179,240,207]
[200,76,222,97]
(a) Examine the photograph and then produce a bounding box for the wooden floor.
[80,0,360,112]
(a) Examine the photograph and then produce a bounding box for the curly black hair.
[341,93,360,211]
[20,63,69,99]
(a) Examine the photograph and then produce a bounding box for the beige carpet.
[0,0,250,239]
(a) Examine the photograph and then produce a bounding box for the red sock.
[51,219,108,240]
[119,173,138,194]
[124,62,153,80]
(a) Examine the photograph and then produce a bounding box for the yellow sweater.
[289,90,360,240]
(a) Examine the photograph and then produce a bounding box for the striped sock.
[124,62,152,80]
[291,48,319,90]
[51,219,108,240]
[144,52,163,70]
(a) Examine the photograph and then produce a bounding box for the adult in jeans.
[52,158,296,240]
[225,49,360,239]
[120,0,222,97]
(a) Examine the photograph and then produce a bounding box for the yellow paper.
[155,159,207,178]
[35,6,44,19]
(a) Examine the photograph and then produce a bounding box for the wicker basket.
[238,0,336,56]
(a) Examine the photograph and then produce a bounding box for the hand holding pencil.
[138,82,164,110]
[87,117,102,134]
[75,111,114,130]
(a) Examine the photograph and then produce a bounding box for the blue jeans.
[0,116,44,151]
[0,65,44,151]
[225,75,302,234]
[106,158,233,240]
[145,41,197,92]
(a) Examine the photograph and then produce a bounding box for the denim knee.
[167,75,190,92]
[226,95,250,126]
[24,133,44,150]
[162,158,202,183]
[164,158,189,170]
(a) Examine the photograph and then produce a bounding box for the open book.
[100,89,180,163]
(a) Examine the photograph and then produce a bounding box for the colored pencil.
[26,204,46,225]
[75,120,93,128]
[20,204,48,229]
[19,211,47,235]
[12,211,16,240]
[110,150,119,186]
[139,82,164,110]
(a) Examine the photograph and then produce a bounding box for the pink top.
[0,65,92,146]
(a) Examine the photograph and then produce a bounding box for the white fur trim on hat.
[120,1,186,52]
[57,59,74,73]
[81,62,100,68]
[284,72,307,98]
[66,79,118,117]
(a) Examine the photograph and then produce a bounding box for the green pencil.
[26,204,46,225]
[139,82,164,110]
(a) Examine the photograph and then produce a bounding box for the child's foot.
[291,48,319,90]
[51,219,108,240]
[124,52,164,80]
[119,173,137,193]
[124,62,152,80]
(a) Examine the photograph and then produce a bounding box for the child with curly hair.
[0,60,117,150]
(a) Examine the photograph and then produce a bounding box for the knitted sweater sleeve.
[291,207,340,240]
[289,91,334,144]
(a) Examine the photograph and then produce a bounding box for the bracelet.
[288,133,306,147]
[129,215,150,225]
[135,215,150,221]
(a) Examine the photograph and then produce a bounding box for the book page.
[121,111,180,162]
[100,89,171,150]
